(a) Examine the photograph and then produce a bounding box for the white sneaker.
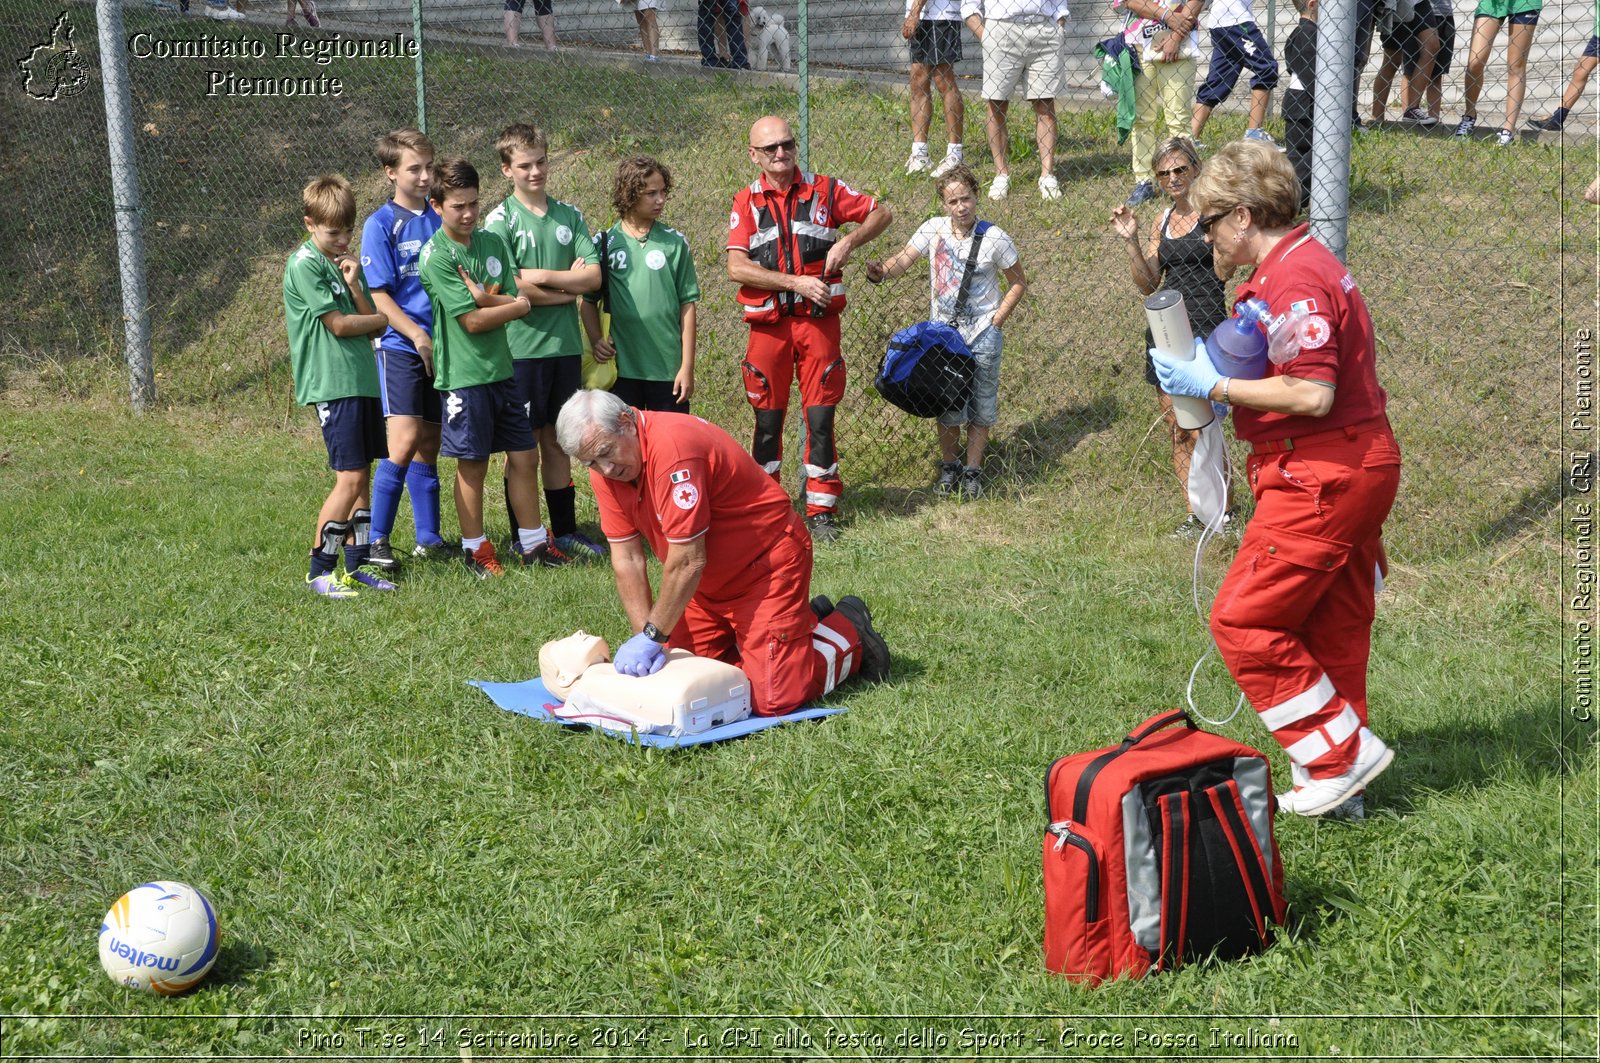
[204,3,244,17]
[1285,762,1365,819]
[1276,727,1393,817]
[1038,174,1062,200]
[905,153,932,175]
[929,153,962,179]
[988,173,1009,201]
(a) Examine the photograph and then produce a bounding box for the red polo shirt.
[1230,225,1388,443]
[591,411,803,600]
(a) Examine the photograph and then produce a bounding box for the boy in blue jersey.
[283,174,398,598]
[484,123,606,562]
[360,128,450,570]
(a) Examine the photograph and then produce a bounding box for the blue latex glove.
[615,632,667,677]
[1149,337,1224,400]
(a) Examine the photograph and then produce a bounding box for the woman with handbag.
[865,165,1027,499]
[1110,136,1231,538]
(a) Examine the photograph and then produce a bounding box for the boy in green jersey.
[484,123,605,560]
[581,155,699,414]
[282,174,397,598]
[418,157,550,578]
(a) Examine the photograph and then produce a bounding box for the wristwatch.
[642,622,669,644]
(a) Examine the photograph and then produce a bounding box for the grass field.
[1,1,1595,1057]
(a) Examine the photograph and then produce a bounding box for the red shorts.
[741,316,846,411]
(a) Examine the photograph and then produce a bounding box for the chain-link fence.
[2,0,1590,561]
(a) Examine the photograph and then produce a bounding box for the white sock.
[911,141,929,157]
[461,535,486,552]
[518,525,549,552]
[947,143,964,159]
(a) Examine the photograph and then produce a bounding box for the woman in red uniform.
[1150,140,1402,818]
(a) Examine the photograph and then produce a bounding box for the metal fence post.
[95,0,155,410]
[797,0,809,170]
[413,0,427,132]
[1309,0,1353,261]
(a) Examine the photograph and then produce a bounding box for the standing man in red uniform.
[727,115,894,542]
[554,389,891,715]
[1151,140,1402,819]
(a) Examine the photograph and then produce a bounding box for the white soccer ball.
[98,881,220,994]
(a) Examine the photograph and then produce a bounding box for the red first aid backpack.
[1042,710,1288,984]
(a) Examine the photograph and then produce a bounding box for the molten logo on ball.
[99,881,219,994]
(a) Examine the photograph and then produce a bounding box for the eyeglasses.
[1197,210,1230,236]
[752,138,796,157]
[1155,164,1192,180]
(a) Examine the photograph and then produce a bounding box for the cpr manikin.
[539,631,752,736]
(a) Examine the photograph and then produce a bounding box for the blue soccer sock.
[407,461,443,546]
[371,459,408,541]
[309,549,338,579]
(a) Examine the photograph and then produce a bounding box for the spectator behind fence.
[698,0,749,67]
[1149,139,1403,820]
[1189,0,1281,147]
[619,0,662,60]
[1368,0,1443,127]
[726,116,893,543]
[504,0,557,49]
[285,0,318,27]
[283,174,394,599]
[903,0,968,179]
[1115,0,1201,206]
[583,156,699,413]
[555,390,891,714]
[961,0,1071,202]
[1282,0,1315,208]
[1526,7,1598,132]
[1109,137,1229,538]
[866,165,1027,500]
[1454,0,1542,144]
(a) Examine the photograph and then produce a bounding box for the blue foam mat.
[471,677,845,748]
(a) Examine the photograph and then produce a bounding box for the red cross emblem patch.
[672,482,700,510]
[1299,315,1332,350]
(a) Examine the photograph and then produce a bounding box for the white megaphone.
[1145,290,1216,431]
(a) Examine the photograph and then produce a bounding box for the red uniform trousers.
[741,315,847,517]
[666,516,863,715]
[1210,424,1402,778]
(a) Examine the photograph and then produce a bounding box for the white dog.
[749,6,792,72]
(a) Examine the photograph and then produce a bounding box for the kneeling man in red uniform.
[555,389,890,714]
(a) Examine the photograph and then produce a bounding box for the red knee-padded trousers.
[1210,425,1402,778]
[741,315,847,516]
[666,516,863,715]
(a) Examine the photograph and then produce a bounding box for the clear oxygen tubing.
[1144,289,1247,726]
[1185,444,1247,729]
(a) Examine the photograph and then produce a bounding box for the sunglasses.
[1197,210,1230,236]
[752,138,797,157]
[1155,164,1192,179]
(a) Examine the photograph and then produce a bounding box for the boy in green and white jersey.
[484,123,605,560]
[418,157,553,577]
[282,173,397,598]
[581,155,699,414]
